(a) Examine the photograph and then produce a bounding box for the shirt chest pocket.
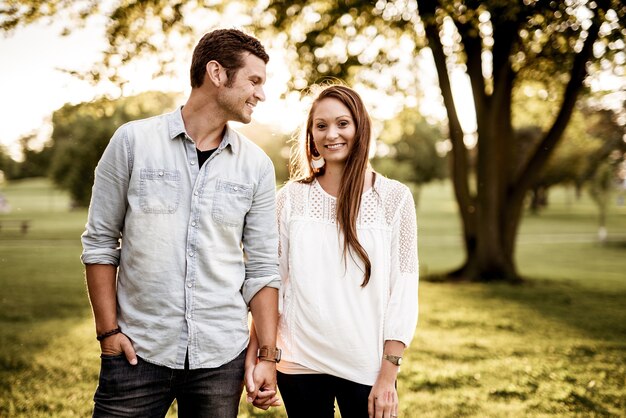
[139,168,181,214]
[212,179,253,227]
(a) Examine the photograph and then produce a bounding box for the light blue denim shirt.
[81,107,280,369]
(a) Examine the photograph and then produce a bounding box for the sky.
[0,19,109,155]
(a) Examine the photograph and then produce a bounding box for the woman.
[274,84,419,418]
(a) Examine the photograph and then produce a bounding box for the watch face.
[396,357,402,365]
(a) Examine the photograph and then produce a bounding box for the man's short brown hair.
[190,29,269,88]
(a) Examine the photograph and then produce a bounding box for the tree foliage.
[49,91,179,206]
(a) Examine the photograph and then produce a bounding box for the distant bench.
[0,219,31,234]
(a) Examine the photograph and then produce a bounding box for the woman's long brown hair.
[290,84,373,286]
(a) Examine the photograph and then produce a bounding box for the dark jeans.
[277,371,371,418]
[93,350,245,418]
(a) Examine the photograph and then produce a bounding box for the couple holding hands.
[82,28,418,418]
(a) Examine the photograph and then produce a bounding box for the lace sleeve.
[277,185,288,259]
[276,184,290,314]
[398,188,418,274]
[383,185,419,346]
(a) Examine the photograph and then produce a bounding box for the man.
[81,29,280,417]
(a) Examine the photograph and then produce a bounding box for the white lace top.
[276,174,419,385]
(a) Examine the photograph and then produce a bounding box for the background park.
[1,1,625,417]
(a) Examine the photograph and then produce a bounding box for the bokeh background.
[1,1,625,417]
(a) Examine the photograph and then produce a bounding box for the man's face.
[217,53,267,124]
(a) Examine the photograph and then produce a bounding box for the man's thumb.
[121,338,137,366]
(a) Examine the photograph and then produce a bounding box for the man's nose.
[255,86,266,102]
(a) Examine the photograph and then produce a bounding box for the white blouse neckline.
[312,172,379,200]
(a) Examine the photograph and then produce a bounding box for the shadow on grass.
[423,273,626,343]
[479,278,626,343]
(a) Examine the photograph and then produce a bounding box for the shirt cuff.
[242,274,281,304]
[81,249,121,266]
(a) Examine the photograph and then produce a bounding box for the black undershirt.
[196,148,217,168]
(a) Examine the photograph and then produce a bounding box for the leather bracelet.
[96,327,122,341]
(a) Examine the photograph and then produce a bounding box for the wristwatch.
[257,346,282,363]
[383,354,403,366]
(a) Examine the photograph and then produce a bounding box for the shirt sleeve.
[383,185,419,346]
[276,185,289,314]
[241,157,281,304]
[80,125,132,266]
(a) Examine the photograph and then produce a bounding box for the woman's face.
[310,97,356,168]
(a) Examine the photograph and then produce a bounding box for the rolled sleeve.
[80,125,131,266]
[242,274,281,305]
[241,158,280,304]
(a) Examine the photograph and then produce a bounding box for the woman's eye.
[316,124,326,129]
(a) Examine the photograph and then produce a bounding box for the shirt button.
[191,221,197,227]
[188,251,194,257]
[190,161,195,165]
[194,191,199,196]
[158,171,164,176]
[187,313,192,319]
[233,186,239,191]
[187,282,192,288]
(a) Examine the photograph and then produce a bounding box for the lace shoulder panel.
[376,176,413,226]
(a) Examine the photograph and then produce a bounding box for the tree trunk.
[420,0,601,283]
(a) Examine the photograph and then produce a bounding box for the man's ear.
[205,60,223,87]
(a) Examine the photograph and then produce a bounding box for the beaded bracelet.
[96,327,122,341]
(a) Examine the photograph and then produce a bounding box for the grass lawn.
[1,178,625,417]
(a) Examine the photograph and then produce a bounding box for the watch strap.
[383,354,402,366]
[257,346,282,363]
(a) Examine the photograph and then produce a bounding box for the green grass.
[1,178,625,417]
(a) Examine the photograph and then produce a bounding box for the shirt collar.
[166,106,239,154]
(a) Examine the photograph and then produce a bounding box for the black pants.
[277,371,371,418]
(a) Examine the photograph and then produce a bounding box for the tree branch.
[515,15,601,190]
[456,21,486,130]
[419,0,474,221]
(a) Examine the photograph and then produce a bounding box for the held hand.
[368,377,398,418]
[100,333,137,365]
[244,360,281,410]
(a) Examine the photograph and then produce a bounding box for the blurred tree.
[49,91,179,207]
[3,0,624,281]
[0,145,19,180]
[12,134,55,180]
[580,106,626,182]
[516,117,601,213]
[589,160,618,242]
[371,108,447,205]
[513,86,625,212]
